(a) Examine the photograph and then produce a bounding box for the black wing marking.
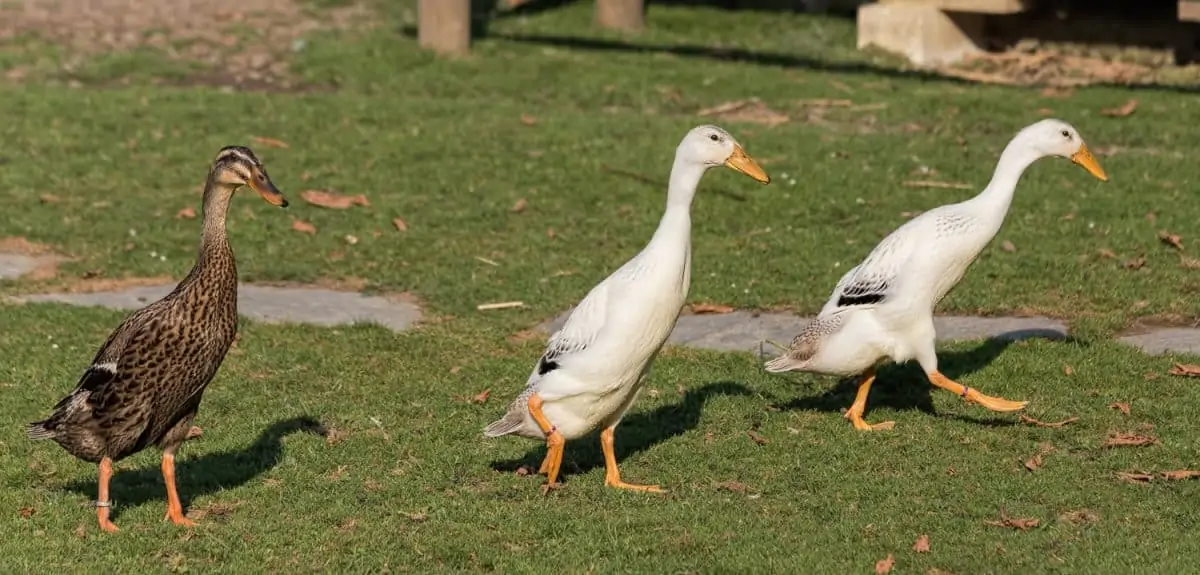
[835,281,889,308]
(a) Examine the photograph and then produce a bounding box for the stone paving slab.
[1117,328,1200,356]
[16,284,421,332]
[540,310,1071,355]
[0,254,37,280]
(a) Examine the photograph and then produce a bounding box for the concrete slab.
[1118,328,1200,356]
[0,254,37,280]
[18,284,422,332]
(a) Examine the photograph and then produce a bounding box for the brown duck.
[27,145,288,533]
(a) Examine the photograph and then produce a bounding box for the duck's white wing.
[820,213,933,315]
[530,280,610,383]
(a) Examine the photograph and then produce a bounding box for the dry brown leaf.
[17,507,34,518]
[471,389,491,404]
[1020,415,1078,428]
[984,512,1040,531]
[1063,364,1074,376]
[335,517,358,532]
[1101,99,1138,117]
[913,534,931,553]
[175,207,197,219]
[1001,240,1016,252]
[1161,470,1200,480]
[1158,230,1184,250]
[1109,402,1131,416]
[511,198,529,213]
[186,426,203,440]
[300,190,370,210]
[902,180,972,190]
[40,193,61,204]
[691,303,735,315]
[1123,255,1146,270]
[1098,248,1117,259]
[696,98,789,127]
[392,218,408,232]
[716,480,749,493]
[1180,256,1200,269]
[1167,363,1200,377]
[874,554,895,574]
[519,114,537,126]
[291,220,317,234]
[73,523,87,538]
[1024,453,1044,472]
[1058,509,1098,524]
[251,136,289,149]
[1103,432,1159,448]
[1040,86,1075,98]
[747,431,768,445]
[449,366,462,375]
[1115,471,1154,483]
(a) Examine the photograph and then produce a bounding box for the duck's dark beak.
[248,169,289,207]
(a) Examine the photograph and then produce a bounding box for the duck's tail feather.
[764,354,803,373]
[26,420,56,441]
[483,408,525,438]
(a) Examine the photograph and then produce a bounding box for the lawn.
[2,1,1200,572]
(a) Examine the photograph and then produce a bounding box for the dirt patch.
[0,0,372,89]
[938,41,1200,87]
[0,237,64,280]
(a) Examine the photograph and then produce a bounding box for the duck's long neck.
[183,174,236,286]
[966,138,1041,225]
[647,158,706,249]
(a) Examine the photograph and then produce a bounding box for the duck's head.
[1019,119,1108,182]
[677,124,771,184]
[210,145,289,207]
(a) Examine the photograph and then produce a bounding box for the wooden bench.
[858,0,1200,66]
[418,0,647,56]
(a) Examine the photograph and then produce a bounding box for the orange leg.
[161,453,196,527]
[844,369,895,431]
[927,371,1028,412]
[601,426,664,493]
[527,393,565,494]
[97,457,119,533]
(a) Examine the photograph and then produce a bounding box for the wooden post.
[419,0,470,55]
[595,0,645,32]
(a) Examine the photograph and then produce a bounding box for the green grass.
[2,1,1200,572]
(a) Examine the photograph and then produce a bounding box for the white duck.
[485,125,769,492]
[764,118,1107,430]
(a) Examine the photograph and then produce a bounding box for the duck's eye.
[1061,130,1071,138]
[709,134,720,142]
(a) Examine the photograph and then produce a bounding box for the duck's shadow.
[771,330,1080,427]
[61,416,327,520]
[490,381,750,483]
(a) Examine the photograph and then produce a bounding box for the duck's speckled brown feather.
[28,146,271,465]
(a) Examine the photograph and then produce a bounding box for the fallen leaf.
[291,220,317,234]
[1036,107,1053,116]
[1102,432,1159,448]
[402,511,428,522]
[325,428,351,446]
[1158,230,1184,250]
[1180,256,1200,269]
[875,554,895,574]
[1161,470,1200,480]
[1020,415,1078,428]
[17,507,34,518]
[1063,364,1074,376]
[715,480,749,493]
[392,218,408,232]
[73,524,86,538]
[1123,255,1146,270]
[1001,240,1016,252]
[704,431,714,443]
[175,207,197,219]
[1098,248,1117,259]
[344,235,359,245]
[1058,509,1099,524]
[519,114,537,126]
[335,517,358,532]
[186,426,203,440]
[471,389,491,404]
[691,303,735,314]
[300,190,370,210]
[1115,471,1154,483]
[511,198,528,213]
[1024,453,1044,472]
[984,512,1040,531]
[1040,86,1075,98]
[39,193,61,204]
[449,366,462,375]
[251,136,289,148]
[913,534,930,553]
[1101,99,1138,117]
[747,431,768,445]
[1167,363,1200,377]
[1109,402,1131,415]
